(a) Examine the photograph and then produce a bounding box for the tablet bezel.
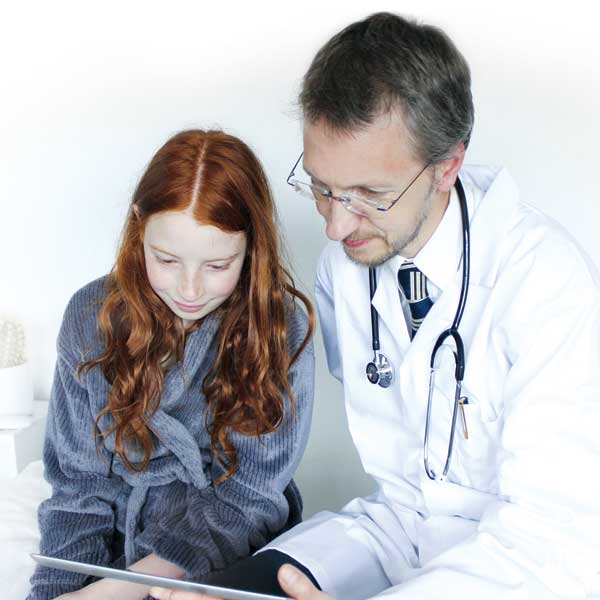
[31,554,290,600]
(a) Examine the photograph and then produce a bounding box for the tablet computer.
[31,554,290,600]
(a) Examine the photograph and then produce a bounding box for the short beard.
[390,195,432,254]
[344,181,436,268]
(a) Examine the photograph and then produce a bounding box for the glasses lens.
[345,196,381,216]
[290,180,317,200]
[288,158,392,214]
[427,340,459,476]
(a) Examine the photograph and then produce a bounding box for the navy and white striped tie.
[397,261,433,339]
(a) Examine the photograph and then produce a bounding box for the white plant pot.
[0,362,34,424]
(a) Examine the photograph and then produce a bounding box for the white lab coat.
[267,165,600,599]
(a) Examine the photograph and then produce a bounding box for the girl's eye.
[208,263,231,271]
[156,256,176,265]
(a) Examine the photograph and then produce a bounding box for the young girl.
[28,130,315,600]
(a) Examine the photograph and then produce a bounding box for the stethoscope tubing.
[451,176,470,335]
[369,268,381,352]
[366,176,471,479]
[368,176,470,370]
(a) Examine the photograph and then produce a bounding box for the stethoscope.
[365,176,471,480]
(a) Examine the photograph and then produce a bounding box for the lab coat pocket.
[453,391,503,493]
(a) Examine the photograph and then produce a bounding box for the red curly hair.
[80,129,314,481]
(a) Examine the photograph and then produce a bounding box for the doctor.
[151,11,600,600]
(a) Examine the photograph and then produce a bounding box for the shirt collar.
[382,186,463,294]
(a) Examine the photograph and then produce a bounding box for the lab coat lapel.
[371,263,411,353]
[365,168,518,423]
[409,167,520,351]
[462,166,520,288]
[394,273,494,429]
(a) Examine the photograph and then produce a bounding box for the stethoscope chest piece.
[366,267,395,388]
[366,352,394,388]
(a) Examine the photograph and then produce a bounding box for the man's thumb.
[278,564,317,600]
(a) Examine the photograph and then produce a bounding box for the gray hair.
[300,12,474,164]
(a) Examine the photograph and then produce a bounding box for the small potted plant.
[0,319,33,429]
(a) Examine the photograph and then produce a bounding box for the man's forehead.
[302,112,417,185]
[303,110,411,142]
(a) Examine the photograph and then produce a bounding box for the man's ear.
[433,143,465,192]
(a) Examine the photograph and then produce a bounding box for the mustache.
[343,233,382,243]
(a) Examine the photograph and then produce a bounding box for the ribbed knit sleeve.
[135,304,315,577]
[27,286,128,600]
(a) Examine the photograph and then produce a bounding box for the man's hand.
[149,564,334,600]
[277,564,333,600]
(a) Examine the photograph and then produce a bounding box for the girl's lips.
[174,301,205,313]
[343,238,371,249]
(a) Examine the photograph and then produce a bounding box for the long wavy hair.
[80,130,314,481]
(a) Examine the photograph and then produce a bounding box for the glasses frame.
[286,152,430,215]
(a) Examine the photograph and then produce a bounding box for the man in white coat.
[151,12,600,600]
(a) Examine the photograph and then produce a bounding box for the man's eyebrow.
[303,168,388,192]
[304,166,329,186]
[150,245,179,258]
[303,170,369,189]
[303,164,314,177]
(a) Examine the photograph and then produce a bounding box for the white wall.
[1,0,598,517]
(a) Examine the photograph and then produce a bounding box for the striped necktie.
[397,261,434,339]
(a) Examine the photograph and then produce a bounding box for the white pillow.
[0,460,50,599]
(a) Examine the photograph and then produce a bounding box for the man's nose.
[324,200,362,242]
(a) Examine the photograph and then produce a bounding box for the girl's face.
[142,210,247,327]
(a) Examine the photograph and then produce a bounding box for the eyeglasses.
[286,152,430,217]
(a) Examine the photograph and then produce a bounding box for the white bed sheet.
[4,460,600,599]
[0,460,50,597]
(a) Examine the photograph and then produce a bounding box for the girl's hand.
[54,553,183,600]
[54,578,149,600]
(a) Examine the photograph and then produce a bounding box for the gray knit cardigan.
[27,276,315,599]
